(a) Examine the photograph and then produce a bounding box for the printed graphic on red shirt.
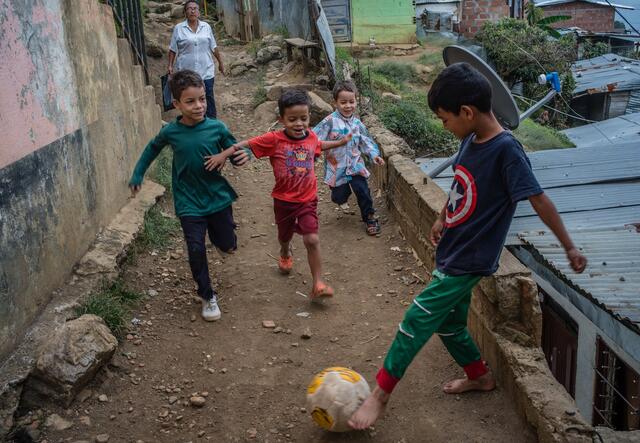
[286,146,314,176]
[445,165,477,228]
[248,131,321,203]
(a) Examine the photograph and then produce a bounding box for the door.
[321,0,351,42]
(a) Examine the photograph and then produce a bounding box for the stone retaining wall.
[363,114,594,443]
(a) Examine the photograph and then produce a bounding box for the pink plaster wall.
[0,1,80,168]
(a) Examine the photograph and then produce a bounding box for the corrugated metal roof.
[534,0,633,9]
[519,227,640,333]
[562,112,640,146]
[572,53,640,95]
[418,143,640,245]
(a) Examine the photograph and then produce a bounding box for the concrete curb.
[0,181,164,436]
[362,113,594,443]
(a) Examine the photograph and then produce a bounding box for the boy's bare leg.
[348,385,390,430]
[442,371,496,394]
[279,240,291,258]
[302,233,321,285]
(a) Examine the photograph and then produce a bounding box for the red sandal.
[311,282,334,301]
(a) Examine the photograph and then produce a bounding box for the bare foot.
[442,372,496,394]
[348,386,389,430]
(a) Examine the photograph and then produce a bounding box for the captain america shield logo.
[445,165,477,228]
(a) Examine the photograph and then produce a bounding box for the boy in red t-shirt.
[209,89,351,300]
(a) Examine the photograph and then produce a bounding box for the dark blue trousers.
[330,175,375,222]
[204,77,217,119]
[179,205,236,301]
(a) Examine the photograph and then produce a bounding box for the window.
[593,337,640,431]
[540,289,578,398]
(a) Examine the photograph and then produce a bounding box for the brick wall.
[540,2,615,32]
[460,0,511,38]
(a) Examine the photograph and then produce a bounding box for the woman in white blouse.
[168,1,225,118]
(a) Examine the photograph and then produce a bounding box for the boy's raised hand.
[204,153,227,171]
[567,247,587,273]
[231,148,250,167]
[373,156,385,166]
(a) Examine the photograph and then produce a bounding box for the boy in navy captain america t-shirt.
[349,62,588,430]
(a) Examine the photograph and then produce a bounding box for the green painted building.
[323,0,417,44]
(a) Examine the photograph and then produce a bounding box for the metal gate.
[321,0,351,42]
[106,0,149,84]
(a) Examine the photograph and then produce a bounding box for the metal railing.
[106,0,149,84]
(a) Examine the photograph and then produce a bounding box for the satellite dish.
[443,46,520,130]
[427,46,562,178]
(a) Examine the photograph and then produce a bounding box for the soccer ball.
[306,367,370,432]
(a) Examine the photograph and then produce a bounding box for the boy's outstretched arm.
[204,140,251,171]
[129,132,168,197]
[321,132,352,151]
[358,122,385,166]
[529,193,587,273]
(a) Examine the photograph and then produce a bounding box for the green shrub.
[378,99,457,157]
[513,119,575,150]
[75,279,143,337]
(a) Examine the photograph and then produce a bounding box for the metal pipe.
[519,89,557,122]
[427,155,456,179]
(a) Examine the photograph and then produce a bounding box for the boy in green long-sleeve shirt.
[129,70,249,322]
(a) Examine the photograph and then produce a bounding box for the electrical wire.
[500,33,596,122]
[604,0,640,36]
[513,93,598,123]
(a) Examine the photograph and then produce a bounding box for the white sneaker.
[201,299,221,321]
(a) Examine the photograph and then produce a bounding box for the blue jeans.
[330,175,375,222]
[179,205,236,300]
[204,77,217,119]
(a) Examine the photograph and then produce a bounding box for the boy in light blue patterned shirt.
[313,80,385,235]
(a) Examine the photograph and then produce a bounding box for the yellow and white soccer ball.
[306,367,370,432]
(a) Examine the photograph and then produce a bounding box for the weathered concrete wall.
[351,0,417,44]
[363,113,594,442]
[0,0,160,360]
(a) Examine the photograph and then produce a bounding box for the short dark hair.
[427,63,492,114]
[332,80,357,100]
[169,69,204,100]
[278,89,310,116]
[183,0,199,14]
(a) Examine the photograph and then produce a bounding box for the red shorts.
[273,198,319,242]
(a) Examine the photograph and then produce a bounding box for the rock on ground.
[256,46,283,65]
[45,413,73,431]
[308,91,334,126]
[253,101,278,127]
[24,315,117,406]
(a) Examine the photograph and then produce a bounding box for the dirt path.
[40,46,534,443]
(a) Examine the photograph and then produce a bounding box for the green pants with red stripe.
[376,269,488,393]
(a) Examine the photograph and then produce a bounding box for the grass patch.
[149,148,172,190]
[75,279,143,337]
[417,51,443,67]
[252,77,268,108]
[513,119,575,151]
[372,61,418,83]
[137,205,180,250]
